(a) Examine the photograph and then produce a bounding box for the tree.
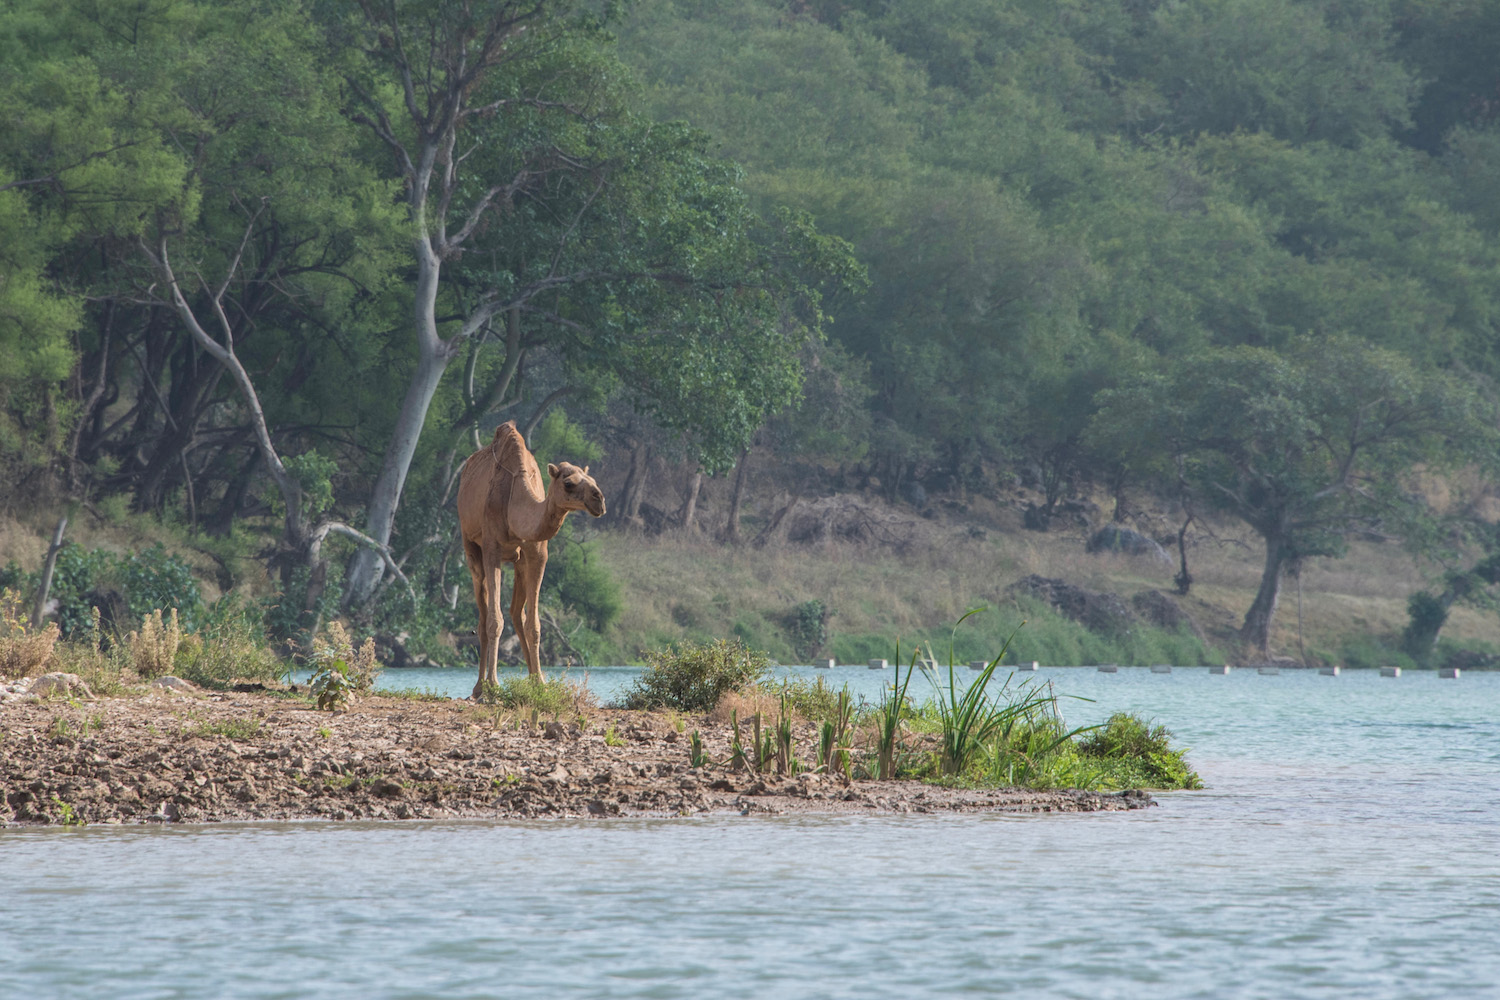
[1093,337,1495,655]
[326,0,857,602]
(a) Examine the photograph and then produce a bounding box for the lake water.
[4,667,1498,999]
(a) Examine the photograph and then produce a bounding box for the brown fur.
[456,421,605,696]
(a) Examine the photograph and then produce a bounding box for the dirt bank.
[1,683,1152,826]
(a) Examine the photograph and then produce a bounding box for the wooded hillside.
[3,0,1498,665]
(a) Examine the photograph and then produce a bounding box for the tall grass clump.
[918,611,1099,779]
[622,637,770,711]
[477,674,595,717]
[173,600,280,688]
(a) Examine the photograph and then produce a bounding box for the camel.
[457,421,605,697]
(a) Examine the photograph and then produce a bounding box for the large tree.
[1093,337,1495,655]
[323,0,856,603]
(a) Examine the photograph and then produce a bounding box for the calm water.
[4,669,1499,999]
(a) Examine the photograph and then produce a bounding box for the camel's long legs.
[481,542,508,691]
[512,545,544,679]
[464,540,490,699]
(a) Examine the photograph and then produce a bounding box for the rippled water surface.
[4,668,1499,999]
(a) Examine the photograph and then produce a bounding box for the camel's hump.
[490,421,528,474]
[490,420,544,497]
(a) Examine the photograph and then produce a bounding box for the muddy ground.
[1,680,1152,826]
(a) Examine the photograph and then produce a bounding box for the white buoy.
[815,658,835,669]
[1097,664,1118,673]
[1016,661,1038,671]
[1211,665,1232,675]
[1150,665,1172,674]
[868,659,888,670]
[1380,666,1401,677]
[1320,666,1341,676]
[969,660,988,671]
[1440,667,1461,679]
[1258,667,1280,675]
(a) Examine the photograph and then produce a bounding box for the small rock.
[370,779,405,799]
[149,676,198,693]
[31,673,95,700]
[664,731,679,744]
[543,721,567,741]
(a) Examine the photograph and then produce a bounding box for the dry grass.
[596,506,1488,663]
[127,608,182,679]
[0,588,59,678]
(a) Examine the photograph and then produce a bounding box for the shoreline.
[1,685,1152,826]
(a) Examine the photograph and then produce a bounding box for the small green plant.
[51,797,85,827]
[728,710,749,772]
[688,730,709,768]
[623,637,771,712]
[317,726,332,738]
[309,656,354,711]
[875,643,917,780]
[48,716,71,740]
[817,686,855,779]
[774,691,801,775]
[603,723,624,747]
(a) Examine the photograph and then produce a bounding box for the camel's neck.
[508,490,571,542]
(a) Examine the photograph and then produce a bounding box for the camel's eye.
[566,478,580,491]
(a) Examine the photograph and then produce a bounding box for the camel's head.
[548,462,606,517]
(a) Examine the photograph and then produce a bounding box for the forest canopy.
[3,0,1498,657]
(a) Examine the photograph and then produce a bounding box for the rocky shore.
[1,678,1152,826]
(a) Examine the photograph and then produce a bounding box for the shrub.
[316,620,381,693]
[127,609,182,679]
[0,588,59,678]
[174,602,280,688]
[1077,713,1202,790]
[622,637,771,711]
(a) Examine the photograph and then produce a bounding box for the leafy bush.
[546,529,622,632]
[45,542,202,637]
[120,544,202,630]
[622,637,771,711]
[1077,713,1202,790]
[782,599,829,661]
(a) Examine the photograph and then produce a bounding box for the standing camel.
[457,421,605,696]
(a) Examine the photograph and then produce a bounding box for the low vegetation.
[622,637,771,712]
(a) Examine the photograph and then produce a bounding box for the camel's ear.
[582,465,590,475]
[547,463,560,479]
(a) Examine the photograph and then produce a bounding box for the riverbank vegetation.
[4,0,1500,674]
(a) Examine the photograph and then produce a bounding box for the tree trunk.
[723,449,751,544]
[343,266,454,603]
[31,516,68,628]
[678,470,703,532]
[620,441,649,525]
[1240,534,1287,656]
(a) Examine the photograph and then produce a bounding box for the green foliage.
[1402,592,1450,661]
[542,522,622,633]
[622,637,771,712]
[309,657,353,712]
[782,599,829,662]
[45,542,202,637]
[1077,714,1202,791]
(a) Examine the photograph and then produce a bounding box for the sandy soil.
[1,681,1152,826]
